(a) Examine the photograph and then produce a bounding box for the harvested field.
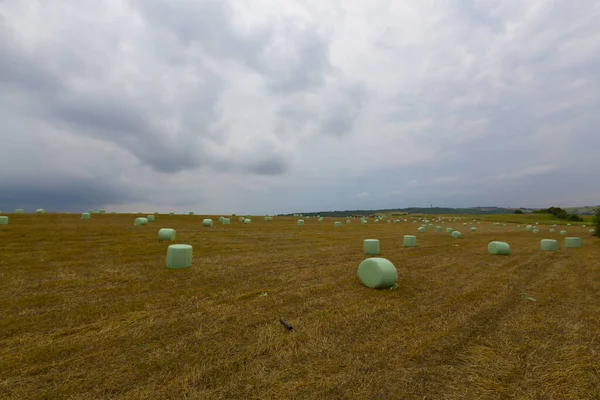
[1,214,599,399]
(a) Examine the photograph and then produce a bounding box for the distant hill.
[278,205,599,218]
[278,207,518,217]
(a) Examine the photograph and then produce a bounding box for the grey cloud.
[319,83,368,137]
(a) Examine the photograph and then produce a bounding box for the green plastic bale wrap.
[560,230,567,235]
[364,239,380,255]
[88,209,94,213]
[582,225,586,228]
[526,225,532,231]
[81,213,90,220]
[166,244,192,269]
[451,231,461,239]
[590,229,596,234]
[147,215,155,221]
[357,257,398,289]
[361,219,367,225]
[0,216,8,225]
[219,216,225,223]
[567,223,571,227]
[418,227,426,233]
[297,220,304,226]
[318,217,324,223]
[403,235,417,247]
[470,227,477,232]
[169,212,175,216]
[244,218,251,224]
[549,229,556,233]
[446,227,453,233]
[189,212,194,215]
[158,228,176,241]
[428,224,433,228]
[374,219,379,224]
[565,237,582,248]
[517,225,521,229]
[222,218,230,225]
[232,213,237,217]
[36,209,45,214]
[347,219,351,224]
[436,226,442,232]
[488,241,511,255]
[15,209,23,213]
[202,219,213,227]
[334,221,342,228]
[99,209,106,214]
[134,217,148,226]
[540,239,558,251]
[532,228,539,234]
[239,217,245,222]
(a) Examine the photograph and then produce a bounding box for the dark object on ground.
[279,318,293,331]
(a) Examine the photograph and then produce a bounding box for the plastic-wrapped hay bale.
[169,212,175,216]
[81,213,90,220]
[244,218,251,224]
[428,224,434,228]
[361,219,367,225]
[560,230,567,235]
[567,223,571,226]
[470,227,477,232]
[297,220,304,226]
[202,219,213,227]
[525,225,532,231]
[565,237,582,248]
[222,218,230,225]
[418,227,426,233]
[158,228,176,241]
[15,209,23,213]
[99,209,106,214]
[0,216,8,225]
[374,219,379,224]
[147,215,155,221]
[166,244,192,269]
[452,231,461,239]
[189,212,194,216]
[533,228,539,234]
[446,227,453,233]
[334,221,342,228]
[590,229,596,234]
[318,217,324,223]
[232,213,237,217]
[357,257,398,289]
[364,239,380,255]
[219,216,225,223]
[540,239,558,251]
[549,229,556,233]
[239,217,245,222]
[517,225,521,229]
[488,241,511,255]
[134,217,148,226]
[36,209,45,214]
[582,225,586,228]
[403,235,417,247]
[347,219,351,224]
[434,226,441,232]
[88,209,94,213]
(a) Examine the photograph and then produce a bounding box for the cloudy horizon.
[1,0,599,215]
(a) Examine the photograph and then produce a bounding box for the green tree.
[513,209,524,214]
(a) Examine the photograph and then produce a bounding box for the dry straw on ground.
[0,214,599,399]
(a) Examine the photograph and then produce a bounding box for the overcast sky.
[1,0,599,214]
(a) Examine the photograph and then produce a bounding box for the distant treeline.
[277,207,515,217]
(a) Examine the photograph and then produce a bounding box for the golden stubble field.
[0,214,599,400]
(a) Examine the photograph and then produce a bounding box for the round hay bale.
[134,217,148,226]
[532,228,539,234]
[169,212,175,216]
[361,219,367,225]
[202,219,213,227]
[219,216,225,223]
[347,219,351,224]
[166,244,192,269]
[403,235,417,247]
[540,239,558,251]
[334,221,342,228]
[560,230,567,235]
[525,225,532,231]
[158,228,176,241]
[418,227,426,233]
[451,231,461,239]
[244,218,251,224]
[582,225,586,228]
[189,212,194,216]
[15,209,24,213]
[364,239,380,255]
[81,213,90,220]
[590,228,596,234]
[565,237,582,248]
[488,241,510,255]
[436,226,442,232]
[297,220,304,226]
[239,217,245,222]
[36,209,45,214]
[445,227,453,233]
[0,216,8,225]
[549,228,556,233]
[470,227,477,232]
[357,257,398,289]
[98,209,106,214]
[147,215,155,221]
[221,218,230,225]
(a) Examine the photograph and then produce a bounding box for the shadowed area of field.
[0,214,599,399]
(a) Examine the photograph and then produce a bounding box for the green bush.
[513,209,524,214]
